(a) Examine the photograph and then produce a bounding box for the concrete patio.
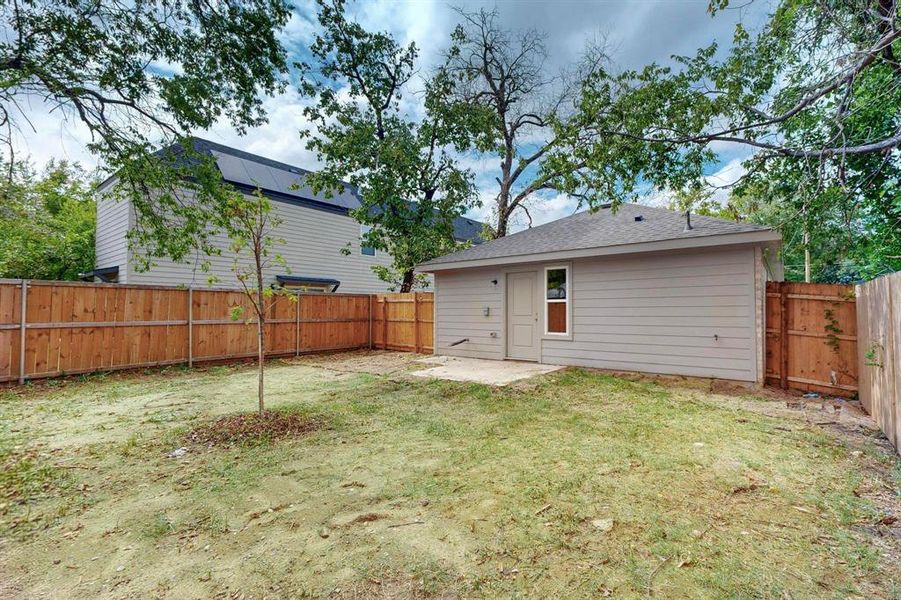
[410,355,563,386]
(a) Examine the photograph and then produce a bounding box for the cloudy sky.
[19,0,773,230]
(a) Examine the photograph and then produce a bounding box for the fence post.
[382,296,388,350]
[187,286,194,368]
[780,282,788,389]
[413,293,420,353]
[18,279,27,385]
[295,293,301,357]
[368,295,373,350]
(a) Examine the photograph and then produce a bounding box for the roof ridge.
[419,200,777,267]
[188,136,317,177]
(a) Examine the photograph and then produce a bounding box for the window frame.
[543,264,571,338]
[360,224,376,257]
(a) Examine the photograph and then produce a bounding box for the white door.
[506,271,539,361]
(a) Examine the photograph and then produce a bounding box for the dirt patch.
[294,349,425,376]
[347,512,386,525]
[186,411,320,447]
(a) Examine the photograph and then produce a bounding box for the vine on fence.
[823,304,843,353]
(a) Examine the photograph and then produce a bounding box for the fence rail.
[764,281,858,396]
[0,280,433,383]
[856,272,900,451]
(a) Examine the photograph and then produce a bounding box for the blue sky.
[19,0,773,231]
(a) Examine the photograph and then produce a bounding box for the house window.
[275,275,340,293]
[545,265,569,335]
[360,224,376,256]
[288,284,331,293]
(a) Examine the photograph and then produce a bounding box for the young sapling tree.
[222,188,289,415]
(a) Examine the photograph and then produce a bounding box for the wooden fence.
[765,281,858,396]
[856,272,900,451]
[0,280,434,384]
[372,293,434,353]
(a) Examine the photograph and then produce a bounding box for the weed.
[142,511,174,539]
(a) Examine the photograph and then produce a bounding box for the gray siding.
[94,193,130,281]
[105,192,399,293]
[434,266,504,360]
[434,246,761,382]
[545,248,757,381]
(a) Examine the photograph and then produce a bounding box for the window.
[275,276,340,293]
[288,284,331,293]
[545,266,569,335]
[360,224,376,256]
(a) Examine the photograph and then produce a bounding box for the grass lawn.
[1,352,898,599]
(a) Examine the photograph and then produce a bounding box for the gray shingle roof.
[420,203,777,267]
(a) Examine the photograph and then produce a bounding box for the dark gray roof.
[198,139,361,211]
[420,203,777,267]
[99,137,484,243]
[451,215,484,243]
[190,138,483,244]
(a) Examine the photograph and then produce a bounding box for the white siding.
[94,193,130,281]
[434,246,761,382]
[434,266,505,360]
[120,194,397,293]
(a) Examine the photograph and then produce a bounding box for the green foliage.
[864,342,884,369]
[221,189,287,298]
[726,167,900,282]
[667,185,737,219]
[297,0,488,291]
[0,160,96,280]
[371,266,432,293]
[219,188,290,414]
[823,306,842,352]
[0,0,291,266]
[565,0,901,281]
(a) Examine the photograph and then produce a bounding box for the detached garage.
[418,204,783,383]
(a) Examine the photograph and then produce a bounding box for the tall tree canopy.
[446,8,606,237]
[0,159,96,280]
[0,0,291,265]
[298,0,489,291]
[560,0,901,281]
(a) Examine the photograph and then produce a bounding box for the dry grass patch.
[0,353,898,599]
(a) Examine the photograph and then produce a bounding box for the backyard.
[1,351,899,599]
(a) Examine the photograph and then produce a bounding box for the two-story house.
[87,138,483,293]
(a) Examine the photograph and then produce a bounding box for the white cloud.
[638,156,751,209]
[14,0,766,229]
[703,157,748,203]
[10,100,97,169]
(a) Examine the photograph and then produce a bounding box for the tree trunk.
[257,317,264,415]
[803,228,811,283]
[256,267,266,415]
[399,269,415,293]
[494,199,510,238]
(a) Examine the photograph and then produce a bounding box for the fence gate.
[765,281,858,396]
